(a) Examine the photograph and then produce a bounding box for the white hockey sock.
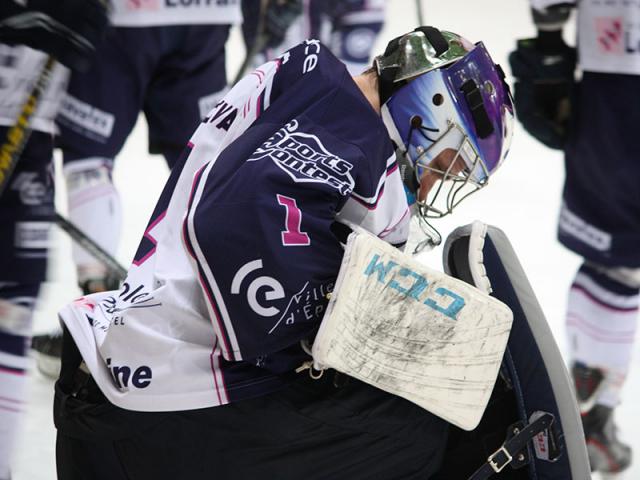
[64,158,122,285]
[566,267,639,408]
[0,295,34,479]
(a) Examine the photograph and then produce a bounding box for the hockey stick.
[415,0,425,26]
[54,212,128,280]
[0,55,57,196]
[0,54,125,278]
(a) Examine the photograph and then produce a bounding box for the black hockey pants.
[54,330,449,480]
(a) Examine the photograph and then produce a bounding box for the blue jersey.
[59,41,410,412]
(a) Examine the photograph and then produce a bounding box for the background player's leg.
[0,286,38,480]
[144,25,231,169]
[566,262,638,473]
[0,131,54,478]
[559,71,640,474]
[62,158,122,293]
[56,26,150,294]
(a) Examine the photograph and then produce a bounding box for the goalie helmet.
[376,27,514,243]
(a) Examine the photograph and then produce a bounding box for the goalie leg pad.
[440,221,591,479]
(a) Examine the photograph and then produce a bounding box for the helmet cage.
[409,120,489,253]
[411,120,489,219]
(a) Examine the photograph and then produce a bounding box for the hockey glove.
[0,0,110,72]
[508,33,576,150]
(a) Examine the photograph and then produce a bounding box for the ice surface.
[14,2,637,478]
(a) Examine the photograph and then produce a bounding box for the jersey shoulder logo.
[248,119,355,195]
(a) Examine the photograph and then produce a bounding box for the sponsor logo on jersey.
[106,357,153,389]
[125,0,237,8]
[58,94,115,140]
[231,259,333,331]
[595,17,625,54]
[364,253,466,320]
[203,99,237,131]
[591,0,640,57]
[125,0,160,10]
[165,0,237,7]
[249,119,355,195]
[86,282,162,334]
[267,281,333,334]
[302,39,321,74]
[559,203,611,251]
[14,221,51,250]
[231,259,285,317]
[10,171,51,206]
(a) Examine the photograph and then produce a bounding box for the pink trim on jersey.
[182,165,236,361]
[253,68,265,82]
[200,266,235,360]
[209,337,228,404]
[256,93,263,119]
[571,284,639,313]
[0,365,24,376]
[187,165,207,214]
[0,395,21,404]
[68,184,115,209]
[0,404,21,413]
[350,158,398,210]
[566,314,636,343]
[187,141,194,148]
[379,207,410,239]
[132,210,167,266]
[181,215,196,259]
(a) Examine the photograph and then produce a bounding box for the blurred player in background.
[53,26,514,479]
[55,0,242,295]
[241,0,386,76]
[31,0,243,376]
[510,0,639,474]
[0,1,108,477]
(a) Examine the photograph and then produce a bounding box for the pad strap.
[467,412,554,479]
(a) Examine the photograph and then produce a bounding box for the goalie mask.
[376,27,514,246]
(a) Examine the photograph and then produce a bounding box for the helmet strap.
[396,147,420,195]
[460,79,494,138]
[376,26,449,104]
[413,26,448,56]
[377,64,403,105]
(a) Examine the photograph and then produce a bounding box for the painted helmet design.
[377,27,514,224]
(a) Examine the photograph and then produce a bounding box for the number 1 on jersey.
[277,194,310,246]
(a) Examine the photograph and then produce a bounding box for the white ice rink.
[12,1,640,478]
